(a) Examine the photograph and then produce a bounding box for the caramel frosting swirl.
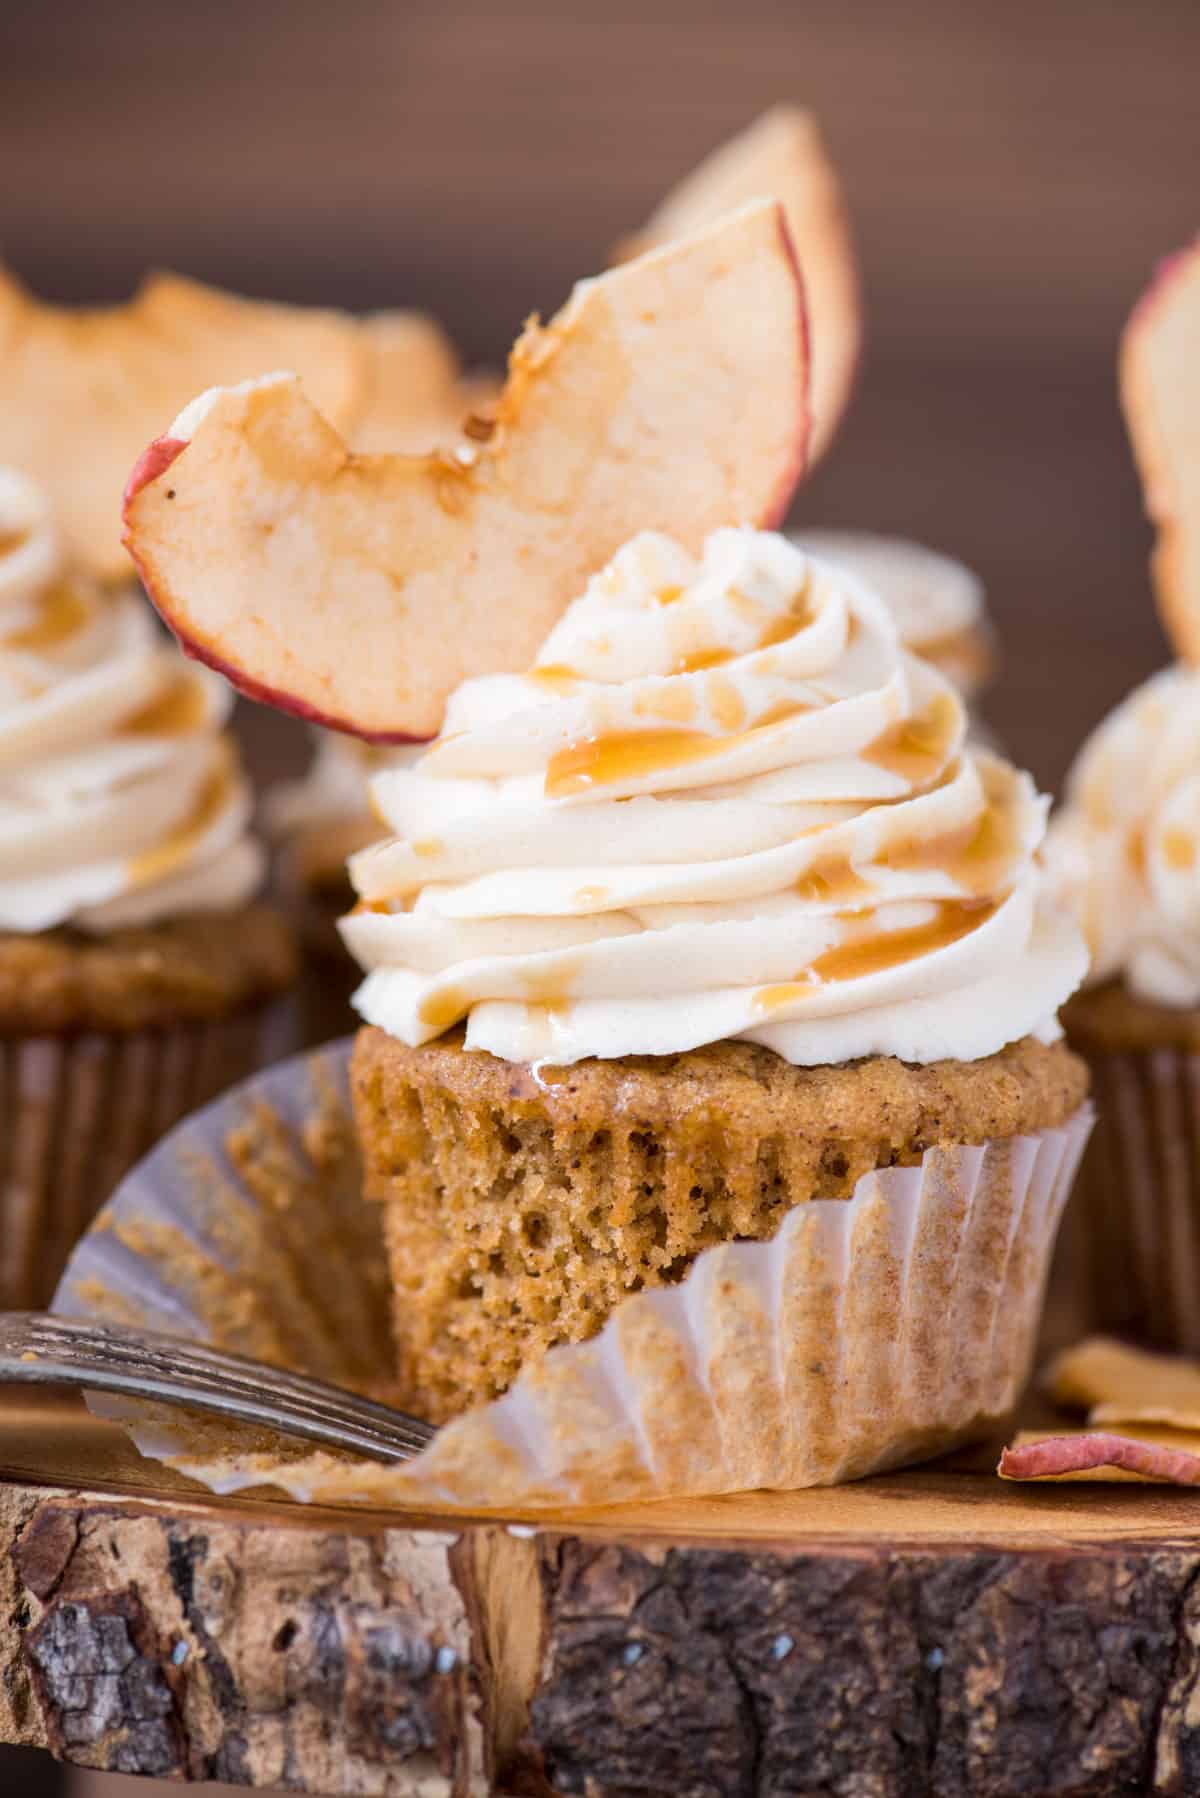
[0,467,263,933]
[342,528,1085,1065]
[1046,665,1200,1007]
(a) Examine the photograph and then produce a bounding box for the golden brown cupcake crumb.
[0,906,297,1036]
[351,1027,1088,1422]
[1062,980,1200,1055]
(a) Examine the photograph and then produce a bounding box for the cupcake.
[343,526,1089,1433]
[0,469,296,1305]
[1042,241,1200,1351]
[125,206,1090,1490]
[788,531,993,702]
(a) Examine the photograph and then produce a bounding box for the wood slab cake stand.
[1,1392,1199,1797]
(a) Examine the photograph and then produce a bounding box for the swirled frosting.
[789,530,990,697]
[342,527,1085,1066]
[1045,665,1200,1007]
[0,467,263,933]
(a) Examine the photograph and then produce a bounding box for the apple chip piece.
[1120,239,1200,663]
[619,105,858,466]
[1000,1428,1200,1485]
[0,268,368,584]
[354,311,500,453]
[1045,1334,1200,1432]
[124,201,810,742]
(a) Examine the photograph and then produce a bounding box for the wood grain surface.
[1,1391,1200,1796]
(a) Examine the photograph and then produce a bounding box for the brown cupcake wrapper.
[1,997,296,1309]
[53,1040,1091,1509]
[1053,1049,1200,1353]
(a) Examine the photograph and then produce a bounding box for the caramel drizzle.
[418,956,582,1035]
[5,580,89,652]
[128,764,231,886]
[753,898,1000,1013]
[546,700,810,798]
[1162,828,1196,872]
[0,529,26,559]
[864,691,960,782]
[124,671,209,736]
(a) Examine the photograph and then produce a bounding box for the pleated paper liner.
[52,1039,1092,1510]
[1052,1049,1200,1354]
[1,995,296,1310]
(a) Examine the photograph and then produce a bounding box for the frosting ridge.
[1046,664,1200,1008]
[0,467,263,933]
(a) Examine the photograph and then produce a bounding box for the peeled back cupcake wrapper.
[1,1000,295,1311]
[53,1040,1092,1509]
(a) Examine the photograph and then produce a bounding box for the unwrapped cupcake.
[123,204,1091,1501]
[0,469,295,1305]
[1045,239,1200,1351]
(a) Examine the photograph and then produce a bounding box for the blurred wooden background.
[0,10,1198,1791]
[4,0,1199,796]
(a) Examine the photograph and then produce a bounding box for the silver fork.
[0,1314,436,1464]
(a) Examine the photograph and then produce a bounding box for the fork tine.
[17,1317,424,1444]
[0,1315,436,1463]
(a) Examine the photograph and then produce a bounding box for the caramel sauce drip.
[864,691,959,782]
[795,864,874,906]
[546,701,809,798]
[1163,828,1196,872]
[124,671,209,736]
[881,791,1018,898]
[674,645,734,674]
[5,580,88,652]
[671,595,813,676]
[0,529,26,558]
[128,764,231,886]
[528,664,580,693]
[419,956,582,1034]
[753,899,999,1013]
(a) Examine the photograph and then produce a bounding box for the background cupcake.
[788,530,993,704]
[0,468,296,1305]
[1044,240,1200,1349]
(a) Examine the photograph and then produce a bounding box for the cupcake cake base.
[353,1027,1089,1423]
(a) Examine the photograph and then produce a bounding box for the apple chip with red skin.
[124,201,811,742]
[1000,1430,1200,1486]
[618,106,858,467]
[0,268,370,583]
[1120,238,1200,663]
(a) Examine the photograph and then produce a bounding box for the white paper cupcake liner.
[52,1038,1092,1510]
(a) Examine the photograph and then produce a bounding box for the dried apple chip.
[0,268,369,582]
[618,106,859,465]
[1045,1334,1200,1432]
[1000,1428,1200,1485]
[1120,239,1200,663]
[353,311,501,453]
[125,201,810,742]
